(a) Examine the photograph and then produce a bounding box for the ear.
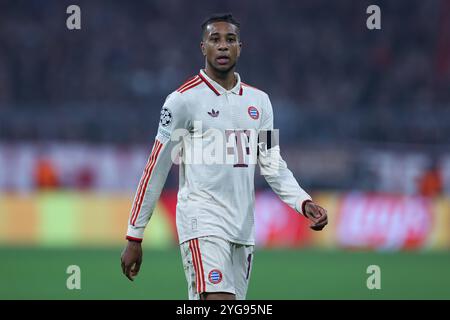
[237,41,242,57]
[200,41,206,56]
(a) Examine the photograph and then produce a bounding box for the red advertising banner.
[254,191,311,247]
[336,193,433,250]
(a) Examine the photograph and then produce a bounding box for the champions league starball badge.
[160,107,172,127]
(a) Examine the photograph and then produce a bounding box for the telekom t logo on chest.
[225,129,252,167]
[169,121,280,173]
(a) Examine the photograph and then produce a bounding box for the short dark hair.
[201,13,240,39]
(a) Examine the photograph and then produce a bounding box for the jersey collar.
[199,69,243,96]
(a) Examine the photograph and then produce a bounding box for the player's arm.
[121,92,189,281]
[257,95,328,231]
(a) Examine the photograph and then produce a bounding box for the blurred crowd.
[0,0,449,145]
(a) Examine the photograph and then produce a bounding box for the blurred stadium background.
[1,0,450,299]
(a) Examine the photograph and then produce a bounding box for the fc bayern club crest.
[248,106,259,120]
[208,269,223,284]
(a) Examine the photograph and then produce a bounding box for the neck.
[204,64,236,90]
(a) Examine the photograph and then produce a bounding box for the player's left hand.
[304,201,328,231]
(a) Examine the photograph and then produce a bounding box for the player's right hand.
[121,241,143,281]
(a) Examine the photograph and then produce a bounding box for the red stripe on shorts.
[194,239,205,293]
[189,240,201,293]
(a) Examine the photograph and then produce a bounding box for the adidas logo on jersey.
[208,109,219,117]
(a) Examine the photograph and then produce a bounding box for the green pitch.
[1,247,449,299]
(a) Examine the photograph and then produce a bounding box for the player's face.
[201,22,241,73]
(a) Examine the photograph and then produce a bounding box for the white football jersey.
[126,69,312,245]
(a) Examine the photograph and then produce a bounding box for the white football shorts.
[180,236,254,300]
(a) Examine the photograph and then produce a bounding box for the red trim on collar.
[198,72,221,96]
[239,86,243,96]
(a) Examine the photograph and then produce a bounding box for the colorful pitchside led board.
[0,191,449,250]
